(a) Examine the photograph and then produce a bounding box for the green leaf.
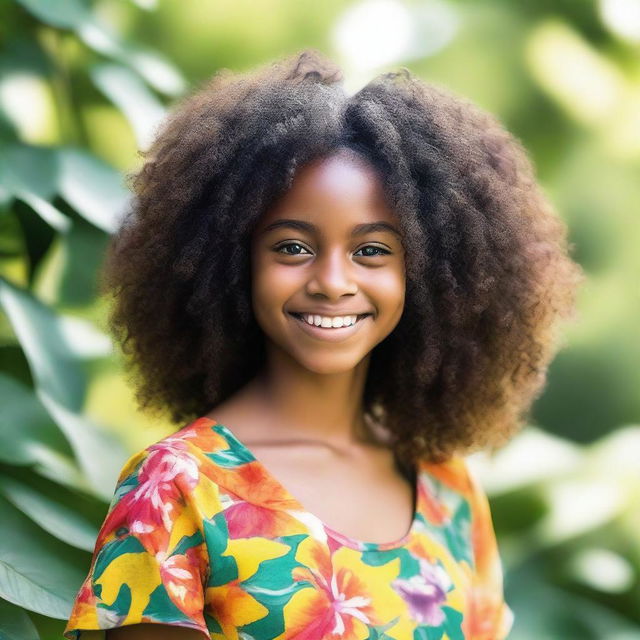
[0,597,40,640]
[75,12,129,58]
[0,145,70,231]
[128,0,158,11]
[0,494,86,618]
[37,390,130,502]
[55,217,111,307]
[16,0,185,97]
[90,63,166,149]
[0,144,59,202]
[507,559,640,639]
[0,473,99,552]
[0,373,73,466]
[126,48,186,97]
[0,211,24,259]
[57,315,112,359]
[17,192,71,233]
[57,147,129,233]
[0,277,86,411]
[14,0,90,29]
[28,446,89,494]
[0,377,93,494]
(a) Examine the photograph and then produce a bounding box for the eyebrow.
[259,218,402,238]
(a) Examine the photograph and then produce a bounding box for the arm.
[65,445,217,640]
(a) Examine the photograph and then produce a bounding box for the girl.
[64,49,584,640]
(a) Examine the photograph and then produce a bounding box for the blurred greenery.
[0,0,638,638]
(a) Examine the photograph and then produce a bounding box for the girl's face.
[250,150,406,375]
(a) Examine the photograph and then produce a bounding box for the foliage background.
[0,1,638,638]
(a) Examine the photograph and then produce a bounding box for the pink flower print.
[96,445,200,553]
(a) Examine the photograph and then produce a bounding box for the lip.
[291,309,372,316]
[287,312,371,342]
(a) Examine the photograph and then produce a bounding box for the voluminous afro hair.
[100,48,585,464]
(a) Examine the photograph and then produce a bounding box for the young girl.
[63,49,583,640]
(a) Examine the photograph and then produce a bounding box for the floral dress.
[63,416,514,640]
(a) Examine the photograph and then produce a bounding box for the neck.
[245,346,376,449]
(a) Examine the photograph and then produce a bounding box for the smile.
[287,312,371,342]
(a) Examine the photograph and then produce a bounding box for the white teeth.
[301,314,358,328]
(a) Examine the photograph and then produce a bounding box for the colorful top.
[63,416,514,640]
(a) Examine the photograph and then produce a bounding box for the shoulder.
[114,417,238,489]
[419,454,504,578]
[113,417,293,515]
[417,453,496,544]
[418,452,477,497]
[100,417,240,542]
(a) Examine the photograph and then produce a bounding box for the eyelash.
[274,242,391,257]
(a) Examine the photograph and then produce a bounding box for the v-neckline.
[205,418,424,551]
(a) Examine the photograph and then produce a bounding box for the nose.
[305,249,358,299]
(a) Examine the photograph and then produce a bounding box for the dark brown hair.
[99,48,585,464]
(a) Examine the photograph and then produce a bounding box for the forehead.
[255,151,399,232]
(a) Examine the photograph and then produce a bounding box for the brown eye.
[274,242,311,255]
[355,245,391,257]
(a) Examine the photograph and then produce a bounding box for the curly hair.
[99,48,585,465]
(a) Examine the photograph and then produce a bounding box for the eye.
[273,242,391,257]
[274,242,311,256]
[354,245,391,257]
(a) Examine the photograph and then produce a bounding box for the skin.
[104,149,410,639]
[205,149,413,539]
[238,147,406,445]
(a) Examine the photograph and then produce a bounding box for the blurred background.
[0,1,639,638]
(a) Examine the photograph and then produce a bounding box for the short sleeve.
[63,443,214,639]
[462,457,515,640]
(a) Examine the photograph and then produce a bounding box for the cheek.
[251,261,301,310]
[368,268,406,309]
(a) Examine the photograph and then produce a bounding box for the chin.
[293,351,370,376]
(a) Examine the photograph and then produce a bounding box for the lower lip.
[288,313,370,342]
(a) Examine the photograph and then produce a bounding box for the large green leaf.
[0,211,24,268]
[90,63,166,149]
[14,0,185,96]
[55,216,111,307]
[14,0,90,29]
[0,144,59,202]
[0,146,70,241]
[0,494,86,618]
[56,147,130,233]
[0,597,40,640]
[125,47,186,96]
[28,448,89,495]
[37,390,129,502]
[0,280,125,498]
[56,314,112,360]
[507,558,640,639]
[74,16,186,97]
[0,472,99,552]
[0,376,89,493]
[0,373,73,466]
[0,144,128,233]
[16,193,71,233]
[0,277,86,411]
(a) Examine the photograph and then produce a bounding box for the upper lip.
[290,310,372,316]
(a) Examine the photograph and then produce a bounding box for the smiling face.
[250,149,406,375]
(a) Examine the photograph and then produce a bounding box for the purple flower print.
[392,558,452,626]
